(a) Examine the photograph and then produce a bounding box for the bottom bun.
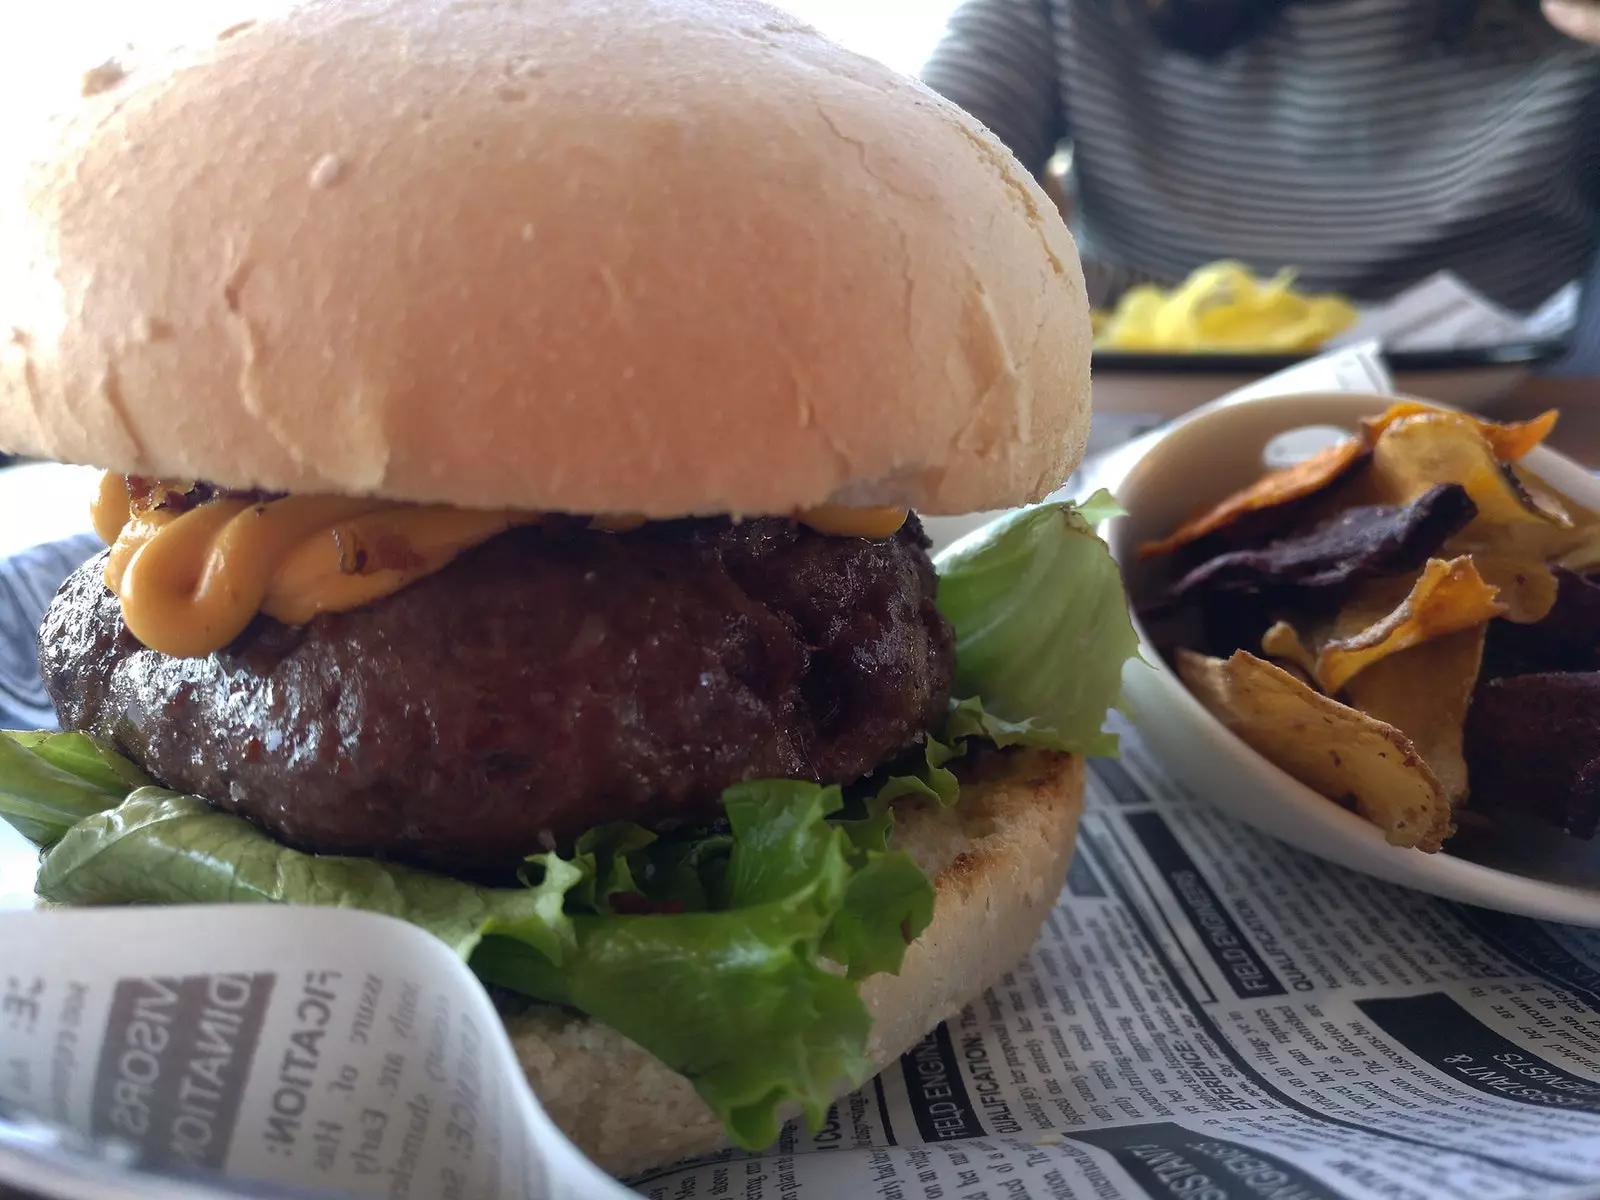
[505,748,1086,1178]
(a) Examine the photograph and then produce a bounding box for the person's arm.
[921,0,1066,177]
[1544,0,1600,44]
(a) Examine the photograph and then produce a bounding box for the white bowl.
[1100,389,1600,925]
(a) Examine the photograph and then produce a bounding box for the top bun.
[0,0,1091,517]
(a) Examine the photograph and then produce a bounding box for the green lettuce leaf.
[821,850,932,980]
[565,822,660,911]
[874,734,961,806]
[626,832,731,912]
[0,731,152,846]
[944,695,1070,751]
[475,780,930,1146]
[38,789,572,959]
[934,493,1138,755]
[835,730,961,855]
[29,772,930,1149]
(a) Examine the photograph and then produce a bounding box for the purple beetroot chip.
[1482,567,1600,680]
[1465,671,1600,839]
[1164,481,1477,602]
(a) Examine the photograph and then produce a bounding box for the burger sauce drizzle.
[90,473,908,658]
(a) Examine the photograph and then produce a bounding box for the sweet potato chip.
[1314,556,1505,694]
[1465,671,1600,839]
[1343,627,1485,803]
[1163,483,1475,601]
[1138,438,1369,559]
[1176,649,1452,850]
[1360,403,1558,462]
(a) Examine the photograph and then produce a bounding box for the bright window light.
[8,3,958,84]
[769,1,958,75]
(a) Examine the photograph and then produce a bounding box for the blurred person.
[922,0,1600,366]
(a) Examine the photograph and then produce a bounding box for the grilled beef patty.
[42,513,954,877]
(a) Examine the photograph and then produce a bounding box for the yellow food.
[91,475,910,658]
[1361,414,1570,530]
[98,488,530,659]
[1359,412,1587,574]
[1259,621,1318,679]
[1140,403,1564,562]
[1094,262,1358,353]
[795,506,909,540]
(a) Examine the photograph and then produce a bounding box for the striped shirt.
[922,0,1600,317]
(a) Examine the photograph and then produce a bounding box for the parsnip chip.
[1138,438,1368,559]
[1511,466,1580,526]
[1557,529,1600,574]
[1470,554,1558,624]
[1361,403,1558,462]
[1528,462,1600,518]
[1520,467,1600,563]
[1343,627,1486,803]
[1314,556,1505,694]
[1176,649,1452,850]
[1356,413,1594,568]
[1363,414,1565,528]
[1261,621,1318,680]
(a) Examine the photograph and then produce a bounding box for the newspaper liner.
[9,344,1600,1200]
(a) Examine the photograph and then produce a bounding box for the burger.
[0,0,1132,1178]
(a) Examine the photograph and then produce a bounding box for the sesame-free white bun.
[0,0,1091,517]
[508,749,1085,1179]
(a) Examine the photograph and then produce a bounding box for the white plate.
[1098,389,1600,927]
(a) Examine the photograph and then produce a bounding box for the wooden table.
[1481,378,1600,465]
